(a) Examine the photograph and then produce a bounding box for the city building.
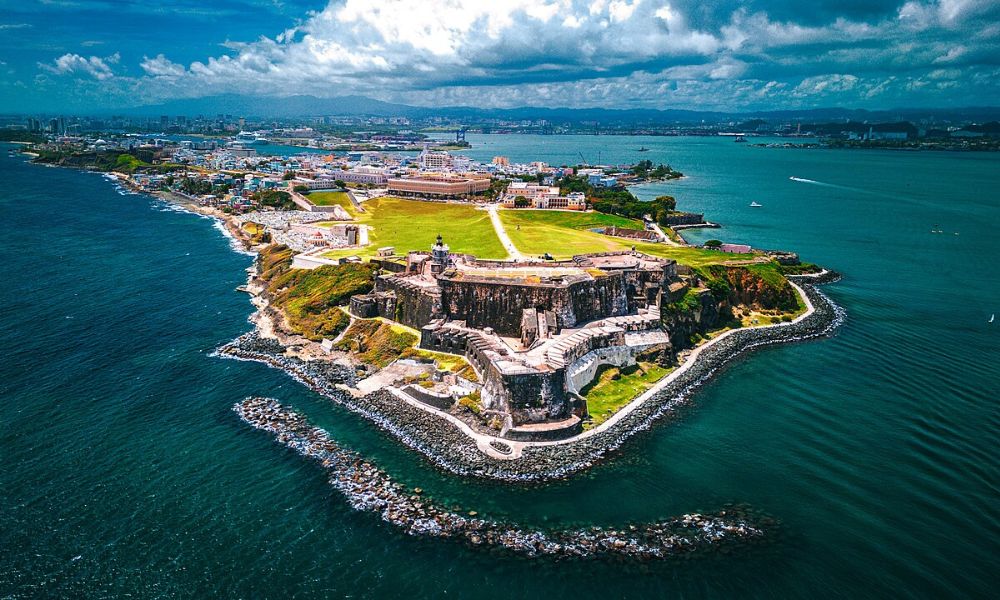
[501,181,586,209]
[387,173,491,198]
[417,146,453,170]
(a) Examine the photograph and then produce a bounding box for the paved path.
[486,205,525,260]
[650,222,681,246]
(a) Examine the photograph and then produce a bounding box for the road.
[486,205,525,260]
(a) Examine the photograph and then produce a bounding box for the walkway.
[381,282,817,457]
[486,204,525,260]
[650,222,681,246]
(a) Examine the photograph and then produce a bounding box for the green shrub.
[257,245,375,340]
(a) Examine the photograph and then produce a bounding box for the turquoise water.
[1,138,998,598]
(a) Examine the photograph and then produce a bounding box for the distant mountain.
[117,94,1000,124]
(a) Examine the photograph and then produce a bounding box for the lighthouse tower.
[430,234,450,274]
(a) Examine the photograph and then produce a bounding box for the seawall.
[219,281,843,482]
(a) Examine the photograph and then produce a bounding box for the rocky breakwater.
[235,397,767,560]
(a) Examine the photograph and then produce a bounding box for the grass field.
[581,362,672,428]
[321,197,506,260]
[306,191,353,209]
[498,209,746,267]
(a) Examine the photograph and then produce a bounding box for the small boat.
[637,147,649,152]
[734,135,746,143]
[750,201,762,207]
[989,314,995,323]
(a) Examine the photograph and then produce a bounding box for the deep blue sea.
[1,137,998,598]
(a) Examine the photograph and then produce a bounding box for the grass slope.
[335,319,418,368]
[322,197,505,260]
[307,191,353,208]
[259,245,376,340]
[581,362,672,428]
[498,209,745,267]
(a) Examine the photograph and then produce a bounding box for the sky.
[0,0,998,114]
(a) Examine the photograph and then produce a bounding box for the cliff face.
[660,263,798,349]
[719,265,799,311]
[660,289,721,349]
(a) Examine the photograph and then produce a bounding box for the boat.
[990,314,995,323]
[637,147,649,152]
[734,135,746,143]
[750,201,762,207]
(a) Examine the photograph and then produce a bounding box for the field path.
[650,222,681,246]
[486,205,525,260]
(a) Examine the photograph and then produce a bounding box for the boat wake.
[789,176,920,203]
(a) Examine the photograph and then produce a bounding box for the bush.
[458,391,483,415]
[707,278,731,301]
[654,195,676,211]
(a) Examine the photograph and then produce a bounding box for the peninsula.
[18,137,842,480]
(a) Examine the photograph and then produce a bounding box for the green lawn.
[306,191,354,209]
[498,209,746,267]
[322,197,506,260]
[581,362,672,427]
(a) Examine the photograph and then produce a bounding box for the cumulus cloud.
[33,0,1000,110]
[40,52,120,80]
[140,54,187,78]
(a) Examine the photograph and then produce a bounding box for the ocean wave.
[212,220,256,257]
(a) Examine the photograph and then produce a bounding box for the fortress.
[349,235,681,439]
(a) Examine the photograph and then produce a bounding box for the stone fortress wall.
[436,274,629,336]
[348,242,681,435]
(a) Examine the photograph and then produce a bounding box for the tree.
[282,170,296,180]
[704,239,723,248]
[334,179,346,189]
[293,184,309,193]
[257,190,295,210]
[653,195,676,211]
[514,195,530,208]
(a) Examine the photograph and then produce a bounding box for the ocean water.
[1,138,997,598]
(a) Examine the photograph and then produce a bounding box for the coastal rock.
[234,397,767,561]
